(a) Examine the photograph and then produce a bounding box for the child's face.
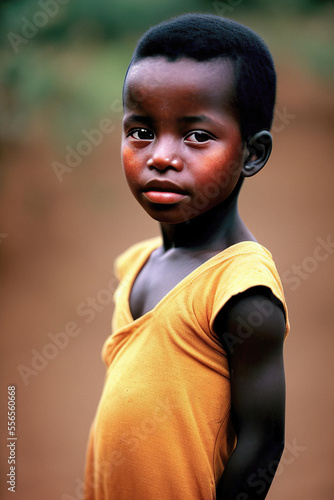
[122,57,246,224]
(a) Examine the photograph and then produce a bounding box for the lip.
[143,179,188,194]
[142,179,188,204]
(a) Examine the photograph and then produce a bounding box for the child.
[84,13,290,500]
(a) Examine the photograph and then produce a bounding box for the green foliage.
[0,41,132,145]
[1,0,333,47]
[0,0,333,147]
[0,0,213,45]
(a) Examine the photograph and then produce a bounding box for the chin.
[145,212,188,225]
[140,204,189,224]
[144,206,204,225]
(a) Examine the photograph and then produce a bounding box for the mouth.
[142,180,188,204]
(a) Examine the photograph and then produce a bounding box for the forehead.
[123,57,236,111]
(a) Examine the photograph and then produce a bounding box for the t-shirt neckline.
[124,239,271,324]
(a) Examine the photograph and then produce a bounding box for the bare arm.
[214,287,286,500]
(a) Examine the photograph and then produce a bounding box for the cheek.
[121,146,139,181]
[194,149,243,192]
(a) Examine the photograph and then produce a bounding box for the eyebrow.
[123,113,219,128]
[123,114,154,128]
[179,115,218,126]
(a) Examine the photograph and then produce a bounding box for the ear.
[242,130,273,178]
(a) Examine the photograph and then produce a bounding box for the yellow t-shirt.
[84,238,289,500]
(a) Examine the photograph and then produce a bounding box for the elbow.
[269,419,285,461]
[236,429,285,462]
[275,424,285,457]
[255,430,285,464]
[268,434,285,464]
[276,437,285,461]
[279,435,285,460]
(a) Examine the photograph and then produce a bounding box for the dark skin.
[129,191,254,320]
[122,56,286,499]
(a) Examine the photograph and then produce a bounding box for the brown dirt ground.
[0,63,334,500]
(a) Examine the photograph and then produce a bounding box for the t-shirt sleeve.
[208,253,290,339]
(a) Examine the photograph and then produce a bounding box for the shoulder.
[213,286,287,358]
[205,242,289,339]
[210,241,283,288]
[114,236,162,280]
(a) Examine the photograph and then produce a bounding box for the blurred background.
[0,0,333,499]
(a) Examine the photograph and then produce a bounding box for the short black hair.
[125,13,276,142]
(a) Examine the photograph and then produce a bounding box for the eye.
[184,131,215,144]
[127,128,154,141]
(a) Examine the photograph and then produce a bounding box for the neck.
[160,195,252,252]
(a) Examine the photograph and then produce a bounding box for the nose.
[147,137,183,171]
